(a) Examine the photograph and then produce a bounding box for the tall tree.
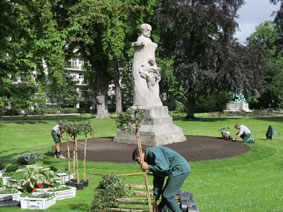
[0,0,67,110]
[247,21,283,108]
[155,0,266,117]
[66,0,160,118]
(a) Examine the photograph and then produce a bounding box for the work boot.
[57,153,66,159]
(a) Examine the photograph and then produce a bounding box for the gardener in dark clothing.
[132,146,191,212]
[51,123,66,158]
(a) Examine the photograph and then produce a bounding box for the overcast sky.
[234,0,280,45]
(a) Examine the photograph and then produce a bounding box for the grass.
[0,115,282,211]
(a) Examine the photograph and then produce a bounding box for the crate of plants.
[49,185,76,200]
[20,192,56,210]
[0,187,22,202]
[55,172,74,184]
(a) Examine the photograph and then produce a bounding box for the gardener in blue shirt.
[132,146,191,212]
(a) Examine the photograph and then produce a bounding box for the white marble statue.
[132,23,162,107]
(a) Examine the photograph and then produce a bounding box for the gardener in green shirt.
[132,146,191,212]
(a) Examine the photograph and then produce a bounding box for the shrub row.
[1,107,84,115]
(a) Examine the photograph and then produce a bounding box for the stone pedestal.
[114,106,186,146]
[223,102,252,113]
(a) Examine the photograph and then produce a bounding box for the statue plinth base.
[223,102,252,113]
[114,106,186,146]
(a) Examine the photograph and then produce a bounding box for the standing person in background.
[51,123,66,158]
[132,146,191,212]
[233,124,255,143]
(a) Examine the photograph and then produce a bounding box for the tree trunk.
[95,64,109,119]
[114,66,122,113]
[186,95,195,118]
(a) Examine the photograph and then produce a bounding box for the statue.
[231,92,247,103]
[132,23,162,107]
[114,23,186,146]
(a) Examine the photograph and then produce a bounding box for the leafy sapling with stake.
[116,108,153,212]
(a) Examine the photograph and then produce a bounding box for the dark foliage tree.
[155,0,266,117]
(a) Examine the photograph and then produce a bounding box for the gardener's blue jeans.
[158,171,190,212]
[241,133,253,143]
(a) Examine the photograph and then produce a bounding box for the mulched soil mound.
[53,135,250,163]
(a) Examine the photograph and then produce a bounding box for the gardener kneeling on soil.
[233,124,255,143]
[51,123,66,158]
[132,146,191,212]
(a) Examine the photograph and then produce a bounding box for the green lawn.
[0,116,282,212]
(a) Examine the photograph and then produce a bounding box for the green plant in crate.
[16,163,56,191]
[0,188,18,194]
[16,151,43,166]
[90,174,130,211]
[5,164,18,172]
[4,171,25,180]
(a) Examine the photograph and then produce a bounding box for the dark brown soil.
[53,135,250,163]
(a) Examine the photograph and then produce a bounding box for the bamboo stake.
[73,136,76,180]
[125,184,153,190]
[83,136,87,181]
[110,209,149,212]
[115,198,149,201]
[113,201,148,205]
[66,134,71,181]
[87,172,144,177]
[135,126,152,212]
[75,136,80,183]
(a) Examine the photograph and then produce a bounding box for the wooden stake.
[75,136,80,183]
[73,136,76,180]
[135,127,152,212]
[87,172,144,177]
[110,209,149,212]
[125,184,153,190]
[66,134,71,181]
[83,136,87,181]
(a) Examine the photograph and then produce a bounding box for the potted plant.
[80,121,94,187]
[61,121,75,187]
[16,151,43,168]
[2,170,25,189]
[48,185,76,200]
[1,164,18,187]
[62,121,84,189]
[16,163,56,192]
[20,192,56,209]
[0,187,22,202]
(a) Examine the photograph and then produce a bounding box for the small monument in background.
[224,92,252,113]
[114,23,186,146]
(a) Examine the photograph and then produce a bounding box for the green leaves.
[16,163,56,190]
[61,121,94,138]
[116,108,147,134]
[91,174,129,210]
